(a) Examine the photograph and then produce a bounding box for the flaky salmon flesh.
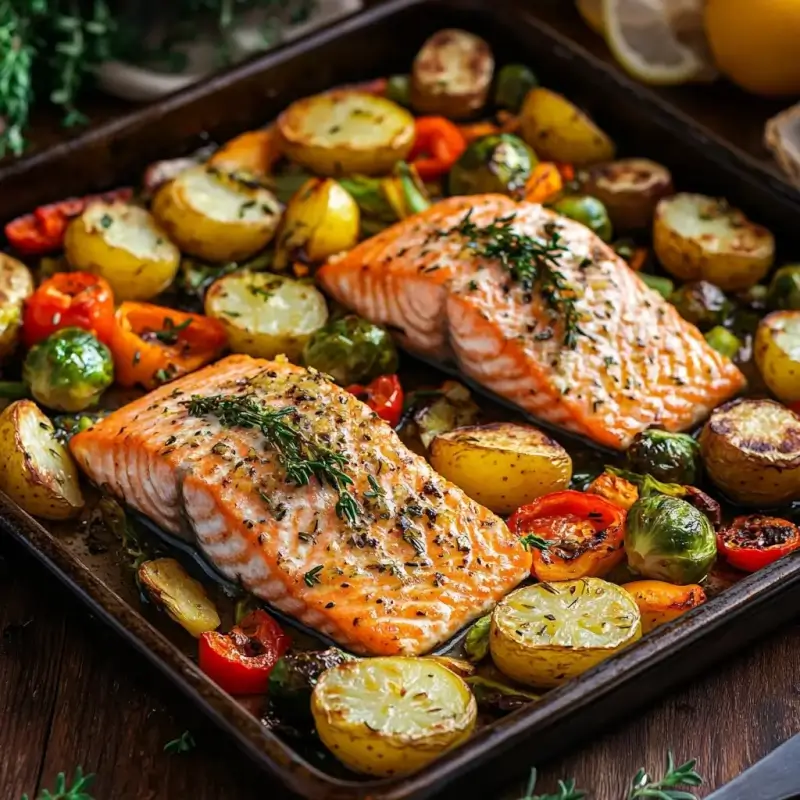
[70,355,531,656]
[318,195,746,450]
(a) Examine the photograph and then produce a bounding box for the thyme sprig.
[147,317,192,345]
[184,393,359,524]
[628,752,703,800]
[22,767,95,800]
[164,730,195,754]
[519,532,550,552]
[520,767,586,800]
[450,211,583,348]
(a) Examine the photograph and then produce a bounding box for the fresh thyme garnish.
[22,767,95,800]
[184,393,359,524]
[519,533,550,552]
[449,211,583,348]
[628,751,703,799]
[164,730,196,754]
[519,767,586,800]
[364,475,385,499]
[147,317,192,345]
[304,565,324,586]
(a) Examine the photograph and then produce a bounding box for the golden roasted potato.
[519,88,615,166]
[0,400,84,519]
[277,91,415,176]
[274,178,360,271]
[138,558,221,638]
[0,254,33,361]
[152,165,281,263]
[699,398,800,506]
[620,581,706,635]
[428,422,572,515]
[205,271,328,362]
[490,580,641,688]
[579,158,673,231]
[410,29,494,119]
[64,201,180,302]
[311,656,476,777]
[754,311,800,404]
[653,193,775,290]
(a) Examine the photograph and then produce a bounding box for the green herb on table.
[519,767,586,800]
[628,751,703,799]
[164,730,196,754]
[22,767,95,800]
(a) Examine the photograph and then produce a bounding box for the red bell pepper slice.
[717,515,800,573]
[408,117,467,181]
[22,272,116,348]
[198,610,290,695]
[346,374,404,428]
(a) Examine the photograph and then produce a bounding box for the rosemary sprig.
[628,752,703,800]
[184,393,359,524]
[450,211,582,348]
[519,767,586,800]
[164,730,195,754]
[22,767,95,800]
[519,532,550,552]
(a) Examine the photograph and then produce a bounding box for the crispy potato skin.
[410,29,494,119]
[0,400,84,520]
[699,398,800,506]
[755,311,800,404]
[0,254,33,361]
[428,422,572,515]
[620,580,706,634]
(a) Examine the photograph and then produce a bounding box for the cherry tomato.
[346,374,404,428]
[717,515,800,573]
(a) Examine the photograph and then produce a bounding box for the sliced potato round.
[205,271,328,362]
[580,158,673,231]
[64,202,180,302]
[490,579,641,688]
[0,400,84,520]
[410,29,494,119]
[428,422,572,515]
[699,398,800,506]
[519,88,615,166]
[311,656,476,777]
[754,311,800,404]
[653,193,775,290]
[0,254,33,362]
[152,165,281,262]
[277,91,415,176]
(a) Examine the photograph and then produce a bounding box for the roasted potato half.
[754,311,800,404]
[277,91,415,176]
[0,400,84,519]
[490,580,641,688]
[519,88,615,166]
[620,581,706,635]
[410,29,494,119]
[653,193,775,290]
[205,271,328,362]
[428,422,573,515]
[64,202,180,302]
[580,158,673,231]
[699,398,800,506]
[0,254,34,362]
[152,165,281,263]
[312,656,476,777]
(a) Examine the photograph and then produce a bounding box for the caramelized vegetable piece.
[410,117,468,182]
[717,515,800,573]
[523,162,564,204]
[620,580,706,634]
[413,380,480,448]
[586,471,639,510]
[208,126,281,177]
[465,675,539,716]
[0,254,34,361]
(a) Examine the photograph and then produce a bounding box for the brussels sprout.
[735,283,768,312]
[386,74,412,107]
[413,381,480,448]
[704,325,742,359]
[640,273,674,299]
[494,64,539,112]
[550,195,613,242]
[767,265,800,311]
[465,675,539,715]
[625,495,717,584]
[23,328,113,413]
[463,614,491,662]
[448,134,537,198]
[626,429,702,485]
[669,280,731,331]
[302,315,398,385]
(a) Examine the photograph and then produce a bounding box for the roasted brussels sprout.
[463,614,491,662]
[23,328,113,413]
[385,74,412,107]
[625,495,717,584]
[494,64,538,112]
[302,315,398,385]
[550,195,613,242]
[465,675,539,715]
[411,381,481,448]
[626,429,702,485]
[669,281,731,331]
[448,134,536,197]
[705,326,742,359]
[640,273,674,299]
[767,265,800,311]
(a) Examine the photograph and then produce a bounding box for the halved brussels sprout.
[626,429,702,485]
[448,134,537,198]
[550,195,613,242]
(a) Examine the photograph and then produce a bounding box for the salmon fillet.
[318,195,746,450]
[70,354,530,656]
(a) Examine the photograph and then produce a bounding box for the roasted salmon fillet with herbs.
[70,354,530,656]
[318,194,746,450]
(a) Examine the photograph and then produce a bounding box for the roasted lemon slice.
[311,656,477,777]
[490,579,641,688]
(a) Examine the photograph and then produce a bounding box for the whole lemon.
[706,0,800,96]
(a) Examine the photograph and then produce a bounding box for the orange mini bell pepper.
[458,122,502,143]
[524,162,564,204]
[109,302,228,390]
[409,117,467,181]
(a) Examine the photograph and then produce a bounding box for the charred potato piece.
[580,158,673,231]
[0,254,34,362]
[0,400,84,519]
[653,193,775,290]
[410,29,494,119]
[754,311,800,404]
[699,398,800,506]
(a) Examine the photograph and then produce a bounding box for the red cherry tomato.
[346,374,404,428]
[717,515,800,573]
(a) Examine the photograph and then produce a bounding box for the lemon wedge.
[311,656,477,777]
[602,0,717,85]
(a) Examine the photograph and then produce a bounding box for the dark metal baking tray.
[2,1,800,798]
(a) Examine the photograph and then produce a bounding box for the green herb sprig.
[164,730,195,754]
[148,317,192,345]
[520,767,586,800]
[519,532,550,552]
[22,767,95,800]
[184,393,359,524]
[628,752,703,800]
